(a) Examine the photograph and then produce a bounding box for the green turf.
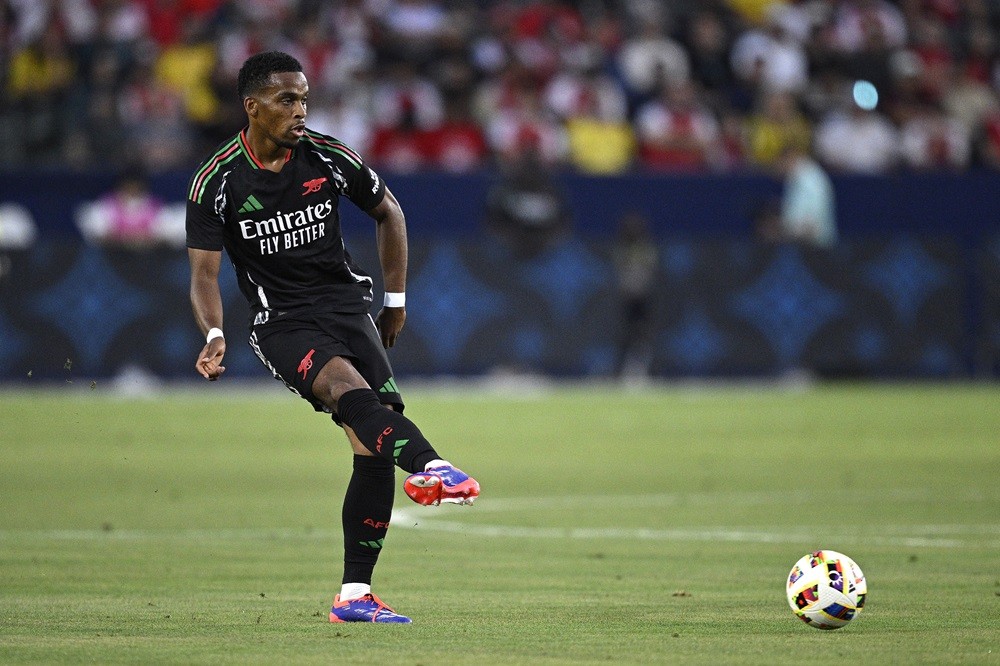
[1,383,998,664]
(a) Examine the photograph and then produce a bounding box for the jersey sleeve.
[185,171,225,251]
[345,160,386,213]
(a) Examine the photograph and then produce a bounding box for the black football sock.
[342,454,395,585]
[336,388,439,473]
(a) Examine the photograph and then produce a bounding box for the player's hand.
[375,306,406,348]
[195,338,227,380]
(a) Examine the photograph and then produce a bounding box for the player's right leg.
[314,312,479,506]
[314,358,479,505]
[248,316,479,506]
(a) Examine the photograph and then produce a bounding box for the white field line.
[0,523,992,549]
[1,490,998,549]
[389,509,999,549]
[461,489,999,514]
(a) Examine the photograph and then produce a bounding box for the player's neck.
[243,127,292,173]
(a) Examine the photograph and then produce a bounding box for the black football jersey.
[186,128,386,324]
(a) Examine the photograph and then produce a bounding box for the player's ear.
[244,96,257,118]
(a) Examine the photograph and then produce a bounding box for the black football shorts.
[248,311,403,423]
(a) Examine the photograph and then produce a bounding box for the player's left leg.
[330,442,411,623]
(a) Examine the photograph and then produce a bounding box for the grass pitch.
[1,383,998,664]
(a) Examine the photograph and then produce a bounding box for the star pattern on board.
[406,243,506,368]
[730,246,846,365]
[862,239,950,327]
[663,308,728,372]
[520,240,609,320]
[33,247,151,367]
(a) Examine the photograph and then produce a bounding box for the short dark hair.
[237,51,303,100]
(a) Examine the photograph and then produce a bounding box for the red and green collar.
[238,128,293,169]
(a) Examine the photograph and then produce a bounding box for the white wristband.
[206,327,224,343]
[384,292,405,308]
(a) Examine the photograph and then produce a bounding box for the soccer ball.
[786,550,867,630]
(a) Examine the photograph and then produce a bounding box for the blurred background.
[1,0,999,385]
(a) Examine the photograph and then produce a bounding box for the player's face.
[249,71,309,149]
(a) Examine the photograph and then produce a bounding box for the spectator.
[285,21,342,94]
[801,67,849,124]
[716,107,749,170]
[766,0,814,44]
[727,0,785,26]
[543,62,627,125]
[484,75,568,165]
[634,79,721,171]
[315,0,375,47]
[838,7,898,98]
[6,22,75,162]
[215,11,295,84]
[370,108,428,174]
[616,12,690,106]
[683,9,737,110]
[76,171,175,249]
[505,0,584,82]
[815,104,900,173]
[611,210,658,380]
[119,59,193,170]
[5,0,97,48]
[777,144,838,248]
[545,60,632,174]
[976,111,1000,169]
[959,20,997,88]
[372,61,444,133]
[830,0,908,53]
[380,0,449,66]
[155,15,220,129]
[143,0,187,48]
[564,82,635,174]
[908,15,953,104]
[80,48,128,165]
[484,135,571,259]
[942,64,999,135]
[305,85,374,159]
[900,102,971,170]
[0,0,997,178]
[424,96,489,173]
[746,89,812,168]
[730,14,809,95]
[0,203,38,250]
[97,0,148,46]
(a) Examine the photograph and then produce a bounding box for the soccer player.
[185,52,479,624]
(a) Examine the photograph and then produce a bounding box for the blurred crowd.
[4,0,1000,175]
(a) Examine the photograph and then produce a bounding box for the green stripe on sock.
[393,439,409,463]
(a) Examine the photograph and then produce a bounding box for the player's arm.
[189,248,227,380]
[369,186,407,349]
